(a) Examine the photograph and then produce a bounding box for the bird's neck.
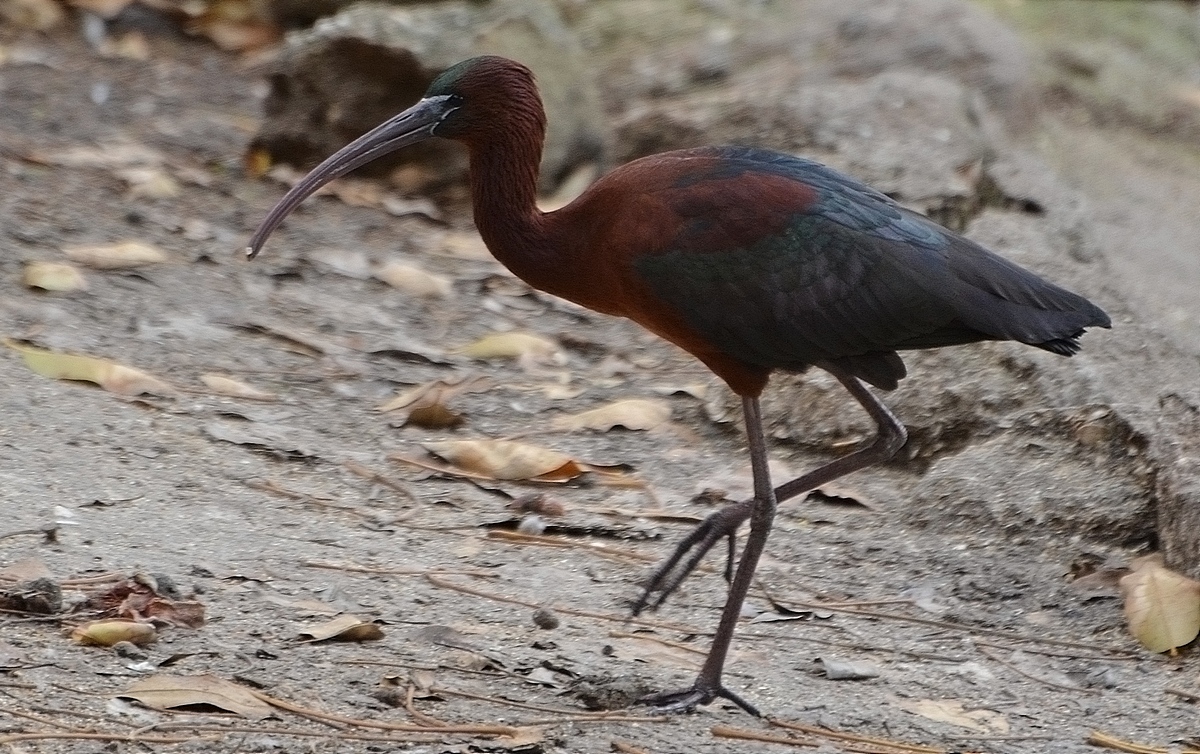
[464,118,576,299]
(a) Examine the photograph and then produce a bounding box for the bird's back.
[571,146,1109,392]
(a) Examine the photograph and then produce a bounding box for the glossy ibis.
[247,55,1110,715]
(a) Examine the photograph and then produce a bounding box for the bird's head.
[246,55,537,258]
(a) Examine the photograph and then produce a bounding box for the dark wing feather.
[633,147,1109,389]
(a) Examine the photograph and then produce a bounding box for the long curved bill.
[245,94,459,259]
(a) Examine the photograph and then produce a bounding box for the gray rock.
[907,405,1154,544]
[252,0,606,192]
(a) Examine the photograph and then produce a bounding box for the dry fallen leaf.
[23,261,86,291]
[420,439,588,482]
[201,373,277,401]
[552,398,671,432]
[71,620,156,647]
[82,575,206,629]
[6,340,175,396]
[895,698,1008,734]
[64,241,168,269]
[378,375,489,415]
[406,404,466,429]
[0,558,52,582]
[459,331,564,365]
[817,657,880,680]
[36,142,162,170]
[118,674,274,719]
[203,421,319,459]
[114,167,180,199]
[298,614,385,642]
[652,383,710,401]
[375,261,452,298]
[1120,553,1200,653]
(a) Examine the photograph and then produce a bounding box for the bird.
[246,55,1110,715]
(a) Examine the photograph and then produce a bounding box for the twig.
[390,453,639,487]
[125,723,442,742]
[430,686,666,723]
[404,685,454,728]
[608,630,706,655]
[769,718,944,754]
[715,724,942,754]
[976,645,1098,695]
[343,460,419,503]
[1164,687,1200,702]
[1088,730,1200,754]
[773,593,1137,656]
[248,689,518,736]
[0,706,90,732]
[425,573,701,633]
[303,561,495,577]
[247,479,375,521]
[486,530,686,568]
[0,732,209,745]
[711,725,822,750]
[740,629,967,663]
[975,640,1139,662]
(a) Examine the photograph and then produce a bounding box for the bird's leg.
[634,366,907,616]
[638,374,906,713]
[637,394,777,715]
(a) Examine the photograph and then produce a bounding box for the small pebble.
[532,607,560,630]
[111,641,148,660]
[517,514,547,535]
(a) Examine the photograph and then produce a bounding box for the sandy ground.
[0,26,1196,754]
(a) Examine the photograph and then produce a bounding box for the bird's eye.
[432,96,465,134]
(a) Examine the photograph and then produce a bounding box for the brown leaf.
[420,440,586,482]
[136,598,206,629]
[71,620,156,647]
[377,375,490,414]
[895,698,1008,733]
[63,241,168,269]
[298,614,385,642]
[23,261,86,291]
[200,374,277,401]
[114,167,180,199]
[0,558,52,582]
[118,674,275,719]
[375,261,452,298]
[1120,553,1200,653]
[6,340,175,396]
[552,399,671,432]
[459,331,564,365]
[406,403,465,429]
[83,576,206,628]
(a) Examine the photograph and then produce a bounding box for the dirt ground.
[0,25,1196,754]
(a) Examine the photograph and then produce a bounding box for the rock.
[1153,394,1200,579]
[907,405,1154,544]
[251,0,606,193]
[827,0,1036,130]
[606,0,1035,207]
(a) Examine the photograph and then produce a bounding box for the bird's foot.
[637,680,761,717]
[632,500,752,615]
